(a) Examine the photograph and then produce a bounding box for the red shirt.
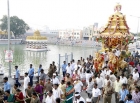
[129,61,134,66]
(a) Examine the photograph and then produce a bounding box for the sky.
[0,0,140,33]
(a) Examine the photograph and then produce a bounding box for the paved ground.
[81,91,116,103]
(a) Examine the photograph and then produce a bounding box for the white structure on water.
[25,30,48,52]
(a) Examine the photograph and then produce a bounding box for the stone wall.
[0,39,22,44]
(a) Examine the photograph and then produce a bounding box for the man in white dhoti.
[23,72,30,96]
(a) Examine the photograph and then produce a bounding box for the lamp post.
[7,0,11,77]
[130,15,140,37]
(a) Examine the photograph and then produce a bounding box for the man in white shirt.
[74,77,83,93]
[102,61,108,69]
[75,92,85,103]
[77,66,82,76]
[86,98,92,103]
[52,84,63,100]
[104,52,109,63]
[92,83,101,103]
[73,66,81,75]
[103,75,112,87]
[102,68,107,75]
[120,73,127,84]
[114,76,122,103]
[132,51,136,57]
[110,72,116,87]
[52,73,60,85]
[106,68,112,76]
[71,59,76,74]
[85,58,89,63]
[100,68,106,78]
[129,65,136,74]
[133,69,139,81]
[45,90,55,103]
[100,70,105,79]
[86,70,93,84]
[66,63,72,77]
[74,64,78,71]
[76,60,82,70]
[23,72,30,96]
[96,74,104,89]
[110,72,116,82]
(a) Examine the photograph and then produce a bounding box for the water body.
[0,44,99,75]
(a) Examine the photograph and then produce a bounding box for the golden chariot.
[94,3,134,73]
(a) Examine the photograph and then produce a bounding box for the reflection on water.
[0,44,99,75]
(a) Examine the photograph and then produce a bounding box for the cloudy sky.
[0,0,140,32]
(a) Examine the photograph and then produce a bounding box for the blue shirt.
[62,64,67,72]
[4,82,11,92]
[126,100,134,103]
[28,68,34,76]
[119,89,129,102]
[38,68,41,76]
[15,69,20,78]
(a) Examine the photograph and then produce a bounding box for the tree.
[0,15,30,37]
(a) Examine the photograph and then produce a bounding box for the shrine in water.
[26,30,48,51]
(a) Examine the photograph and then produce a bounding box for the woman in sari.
[66,82,73,103]
[4,90,15,103]
[34,81,43,102]
[39,79,45,87]
[15,89,24,103]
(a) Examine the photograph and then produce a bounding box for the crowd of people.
[0,50,140,103]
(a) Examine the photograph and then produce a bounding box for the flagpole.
[7,0,11,77]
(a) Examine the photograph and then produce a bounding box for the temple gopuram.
[94,3,134,73]
[26,30,48,51]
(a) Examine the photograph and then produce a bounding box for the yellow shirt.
[114,81,122,92]
[59,84,66,99]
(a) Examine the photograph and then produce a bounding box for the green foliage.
[120,51,131,58]
[0,15,30,36]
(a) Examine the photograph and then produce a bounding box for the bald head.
[106,75,110,80]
